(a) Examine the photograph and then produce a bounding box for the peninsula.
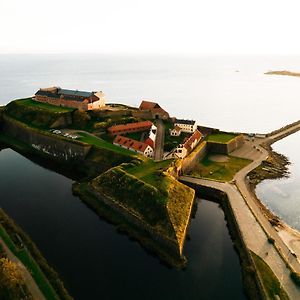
[1,86,300,299]
[265,70,300,77]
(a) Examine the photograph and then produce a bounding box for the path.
[153,119,165,161]
[0,238,46,300]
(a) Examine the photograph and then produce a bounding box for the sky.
[1,0,300,55]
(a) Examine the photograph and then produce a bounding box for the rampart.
[2,115,91,160]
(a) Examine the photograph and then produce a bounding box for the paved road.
[153,119,165,161]
[180,121,300,299]
[0,238,46,300]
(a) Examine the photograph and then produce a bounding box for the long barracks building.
[34,87,106,111]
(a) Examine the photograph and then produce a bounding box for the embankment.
[2,114,91,160]
[74,164,195,267]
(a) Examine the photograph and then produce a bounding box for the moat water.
[0,148,245,299]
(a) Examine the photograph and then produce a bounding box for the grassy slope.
[17,98,74,113]
[206,132,237,143]
[189,155,251,181]
[251,252,289,300]
[4,98,73,129]
[77,132,137,157]
[0,225,59,300]
[92,159,194,247]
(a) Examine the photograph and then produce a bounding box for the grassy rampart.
[88,160,195,260]
[5,98,73,129]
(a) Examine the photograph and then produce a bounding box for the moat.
[0,147,245,300]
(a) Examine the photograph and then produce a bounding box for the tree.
[0,257,25,289]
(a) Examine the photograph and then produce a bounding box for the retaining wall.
[2,115,91,160]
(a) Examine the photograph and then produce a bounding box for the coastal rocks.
[248,147,290,185]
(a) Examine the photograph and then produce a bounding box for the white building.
[164,130,203,159]
[174,119,197,133]
[87,91,106,110]
[170,125,182,136]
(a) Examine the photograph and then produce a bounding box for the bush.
[291,272,300,286]
[268,237,275,244]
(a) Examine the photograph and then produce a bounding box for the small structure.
[165,130,203,159]
[144,123,157,148]
[170,125,182,136]
[34,87,106,110]
[113,135,154,157]
[108,121,153,136]
[139,100,169,120]
[174,119,197,133]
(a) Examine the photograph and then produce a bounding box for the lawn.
[125,159,174,190]
[206,132,237,143]
[77,132,136,156]
[189,155,251,181]
[251,252,289,300]
[17,98,74,113]
[0,225,58,300]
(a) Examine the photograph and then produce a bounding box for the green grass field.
[0,225,58,300]
[125,159,173,186]
[189,155,251,181]
[77,132,136,156]
[17,98,74,113]
[251,252,289,300]
[206,132,237,143]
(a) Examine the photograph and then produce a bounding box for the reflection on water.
[0,148,246,299]
[256,131,300,231]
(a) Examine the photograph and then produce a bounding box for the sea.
[1,54,300,299]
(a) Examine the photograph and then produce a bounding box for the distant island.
[265,70,300,77]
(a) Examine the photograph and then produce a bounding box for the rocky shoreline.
[248,142,290,227]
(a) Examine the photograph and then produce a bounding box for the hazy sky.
[1,0,300,54]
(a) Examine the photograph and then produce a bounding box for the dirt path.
[0,238,46,300]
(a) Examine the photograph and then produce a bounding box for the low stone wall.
[2,115,91,160]
[132,110,153,119]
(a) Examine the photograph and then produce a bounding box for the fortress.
[34,87,106,111]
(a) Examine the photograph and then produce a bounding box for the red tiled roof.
[113,135,150,153]
[144,137,154,148]
[183,130,203,151]
[139,100,160,110]
[108,121,153,134]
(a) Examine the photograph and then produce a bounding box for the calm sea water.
[1,54,300,132]
[0,148,245,300]
[256,131,300,231]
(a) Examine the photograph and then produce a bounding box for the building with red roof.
[108,121,153,136]
[113,135,154,157]
[164,130,203,159]
[139,100,169,120]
